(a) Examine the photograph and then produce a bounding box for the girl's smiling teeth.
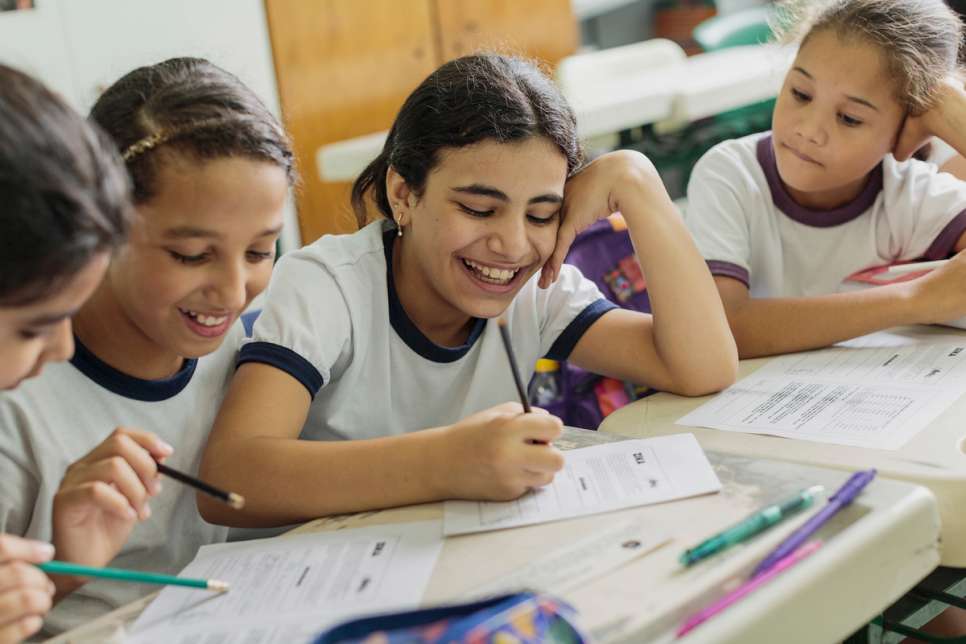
[178,307,230,327]
[461,258,521,285]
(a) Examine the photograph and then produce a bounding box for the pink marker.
[676,540,823,638]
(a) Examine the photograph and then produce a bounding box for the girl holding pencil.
[684,0,966,358]
[197,53,737,528]
[0,58,294,635]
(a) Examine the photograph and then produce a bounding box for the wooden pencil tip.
[207,579,230,592]
[228,493,246,510]
[497,316,507,327]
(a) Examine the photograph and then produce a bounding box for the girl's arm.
[543,150,738,395]
[198,363,565,527]
[713,245,966,358]
[896,78,966,163]
[939,154,966,181]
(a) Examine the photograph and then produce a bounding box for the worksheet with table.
[676,332,966,449]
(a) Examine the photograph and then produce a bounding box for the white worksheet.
[677,333,966,450]
[443,434,720,536]
[127,521,443,644]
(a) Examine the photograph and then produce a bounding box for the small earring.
[397,227,403,238]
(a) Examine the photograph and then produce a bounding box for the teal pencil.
[38,561,229,592]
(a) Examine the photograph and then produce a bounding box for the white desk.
[47,428,937,644]
[601,325,966,568]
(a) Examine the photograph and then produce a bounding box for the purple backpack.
[537,215,654,429]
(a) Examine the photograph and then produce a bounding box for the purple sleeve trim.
[706,260,750,288]
[924,210,966,259]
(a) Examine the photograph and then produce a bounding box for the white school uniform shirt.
[928,138,959,168]
[685,132,966,297]
[241,219,616,441]
[0,325,243,635]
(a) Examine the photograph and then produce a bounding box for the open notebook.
[842,264,966,329]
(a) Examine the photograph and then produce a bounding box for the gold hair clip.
[121,131,168,161]
[120,118,229,162]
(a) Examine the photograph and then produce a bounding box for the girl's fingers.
[76,430,163,497]
[109,433,162,496]
[82,427,172,468]
[56,481,140,522]
[0,536,52,566]
[547,225,577,284]
[0,614,44,644]
[515,416,563,445]
[0,587,51,629]
[0,561,52,595]
[114,427,174,461]
[522,469,556,489]
[65,458,150,519]
[523,444,566,474]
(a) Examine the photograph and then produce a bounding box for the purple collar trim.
[756,135,883,228]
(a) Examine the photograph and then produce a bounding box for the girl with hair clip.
[685,0,966,358]
[198,53,737,528]
[0,57,295,635]
[0,64,133,643]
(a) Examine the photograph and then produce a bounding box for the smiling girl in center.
[198,54,737,527]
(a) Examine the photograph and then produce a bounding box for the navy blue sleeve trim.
[237,341,324,398]
[545,299,619,361]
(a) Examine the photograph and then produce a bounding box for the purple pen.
[749,469,876,578]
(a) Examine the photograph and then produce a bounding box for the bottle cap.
[534,359,559,373]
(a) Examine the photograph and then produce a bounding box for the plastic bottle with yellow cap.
[528,359,561,407]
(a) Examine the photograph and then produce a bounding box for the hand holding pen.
[431,317,564,501]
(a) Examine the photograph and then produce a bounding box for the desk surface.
[47,428,938,644]
[601,325,966,567]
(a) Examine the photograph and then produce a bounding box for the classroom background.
[5,1,966,642]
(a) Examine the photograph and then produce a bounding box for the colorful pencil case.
[312,592,587,644]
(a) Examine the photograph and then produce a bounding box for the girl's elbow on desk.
[667,358,738,397]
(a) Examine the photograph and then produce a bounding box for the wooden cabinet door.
[433,0,577,68]
[265,0,438,242]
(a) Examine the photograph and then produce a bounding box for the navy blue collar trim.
[69,336,197,402]
[383,228,486,363]
[757,134,883,228]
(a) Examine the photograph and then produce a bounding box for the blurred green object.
[694,5,774,51]
[638,5,777,199]
[695,5,777,138]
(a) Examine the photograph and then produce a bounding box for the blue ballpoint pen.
[749,469,876,578]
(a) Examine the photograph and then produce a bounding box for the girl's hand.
[435,403,564,501]
[906,249,966,323]
[0,535,55,643]
[539,150,664,288]
[894,76,966,162]
[51,428,171,587]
